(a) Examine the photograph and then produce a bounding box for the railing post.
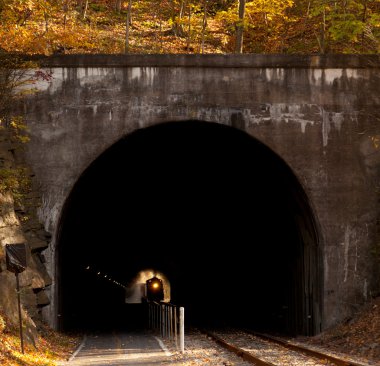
[165,305,168,338]
[169,305,173,340]
[174,306,178,349]
[156,303,158,331]
[149,303,152,329]
[163,304,166,338]
[154,303,157,330]
[157,303,159,331]
[179,307,184,353]
[161,304,165,337]
[146,302,184,351]
[153,303,155,330]
[157,303,160,331]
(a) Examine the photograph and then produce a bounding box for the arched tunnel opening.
[56,120,323,336]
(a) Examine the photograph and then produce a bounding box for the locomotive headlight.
[146,276,164,302]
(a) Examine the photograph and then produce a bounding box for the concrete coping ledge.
[19,53,380,69]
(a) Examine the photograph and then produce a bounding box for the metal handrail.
[148,301,184,353]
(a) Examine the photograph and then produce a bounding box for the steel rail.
[200,328,372,366]
[248,331,370,366]
[202,330,277,366]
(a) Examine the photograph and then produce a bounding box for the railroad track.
[200,328,372,366]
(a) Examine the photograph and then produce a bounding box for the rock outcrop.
[0,130,51,343]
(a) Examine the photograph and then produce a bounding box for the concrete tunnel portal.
[56,120,323,336]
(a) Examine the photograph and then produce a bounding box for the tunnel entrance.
[56,120,323,335]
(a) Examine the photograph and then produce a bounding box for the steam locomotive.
[145,276,164,302]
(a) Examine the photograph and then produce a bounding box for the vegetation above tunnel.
[0,0,379,55]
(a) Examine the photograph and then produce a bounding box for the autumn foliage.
[0,0,379,55]
[0,314,80,366]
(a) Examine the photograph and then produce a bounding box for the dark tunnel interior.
[57,120,322,336]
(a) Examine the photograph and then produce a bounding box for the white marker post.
[179,307,185,353]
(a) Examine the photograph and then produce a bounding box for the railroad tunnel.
[56,120,323,336]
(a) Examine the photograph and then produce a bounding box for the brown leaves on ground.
[0,320,81,366]
[298,296,380,365]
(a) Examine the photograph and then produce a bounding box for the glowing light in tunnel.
[85,266,127,289]
[125,269,171,304]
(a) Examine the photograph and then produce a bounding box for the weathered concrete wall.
[18,54,380,330]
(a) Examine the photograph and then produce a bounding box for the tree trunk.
[77,0,83,13]
[125,0,132,53]
[171,0,185,37]
[187,2,192,51]
[44,12,49,33]
[320,6,326,53]
[200,0,208,53]
[235,0,246,53]
[115,0,122,12]
[63,0,69,29]
[83,0,89,19]
[170,0,177,34]
[361,0,367,51]
[306,0,311,16]
[153,2,163,52]
[179,0,185,19]
[179,0,185,33]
